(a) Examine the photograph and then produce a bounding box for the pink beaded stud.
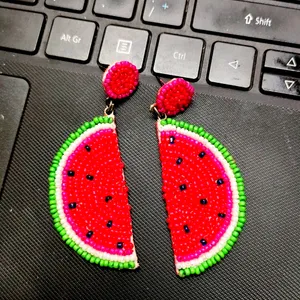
[156,78,194,116]
[103,61,139,100]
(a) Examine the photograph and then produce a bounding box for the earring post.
[155,75,165,87]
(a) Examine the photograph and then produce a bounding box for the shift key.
[193,0,300,46]
[0,8,44,53]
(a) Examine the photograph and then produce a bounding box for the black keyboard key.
[3,0,37,4]
[0,75,29,190]
[45,0,86,12]
[94,0,136,20]
[153,34,203,80]
[193,0,300,46]
[264,50,300,73]
[99,26,149,70]
[208,42,256,90]
[143,0,186,27]
[261,73,300,98]
[46,17,96,62]
[0,8,44,53]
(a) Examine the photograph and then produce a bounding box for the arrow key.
[264,50,300,73]
[208,42,256,90]
[261,73,300,99]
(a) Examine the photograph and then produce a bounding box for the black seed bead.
[200,239,207,246]
[170,136,175,144]
[176,158,183,165]
[86,175,94,181]
[200,199,208,205]
[218,213,226,218]
[117,242,123,249]
[86,231,93,238]
[85,145,91,152]
[183,225,190,233]
[199,151,206,158]
[107,220,113,228]
[105,196,112,202]
[68,170,75,177]
[179,184,187,191]
[68,202,77,209]
[217,179,224,185]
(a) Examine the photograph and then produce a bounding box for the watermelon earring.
[150,78,246,277]
[49,61,139,270]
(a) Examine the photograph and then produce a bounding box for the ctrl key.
[46,17,96,62]
[153,34,203,80]
[261,73,300,99]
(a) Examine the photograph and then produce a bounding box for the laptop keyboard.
[1,0,300,99]
[1,0,300,194]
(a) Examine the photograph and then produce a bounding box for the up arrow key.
[284,80,296,90]
[287,57,297,68]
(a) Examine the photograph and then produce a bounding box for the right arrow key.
[261,73,300,98]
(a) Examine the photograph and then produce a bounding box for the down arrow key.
[261,73,300,98]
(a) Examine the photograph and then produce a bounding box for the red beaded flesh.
[49,117,138,269]
[103,61,139,100]
[157,120,245,277]
[156,78,194,116]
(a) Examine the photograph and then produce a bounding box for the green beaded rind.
[49,116,136,270]
[160,118,246,278]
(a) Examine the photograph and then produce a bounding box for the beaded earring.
[150,78,246,277]
[49,61,139,270]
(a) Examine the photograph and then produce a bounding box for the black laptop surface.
[0,1,299,299]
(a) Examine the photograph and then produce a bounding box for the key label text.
[116,39,132,54]
[255,17,272,27]
[60,34,82,44]
[284,80,295,90]
[287,57,297,68]
[244,13,272,27]
[228,60,239,70]
[173,51,186,60]
[162,2,169,10]
[244,14,253,25]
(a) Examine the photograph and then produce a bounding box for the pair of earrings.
[48,61,246,277]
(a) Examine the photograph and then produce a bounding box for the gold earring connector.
[104,99,115,117]
[150,103,167,120]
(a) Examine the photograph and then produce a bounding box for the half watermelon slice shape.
[157,118,246,277]
[49,116,138,269]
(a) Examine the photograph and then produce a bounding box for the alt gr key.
[46,17,96,62]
